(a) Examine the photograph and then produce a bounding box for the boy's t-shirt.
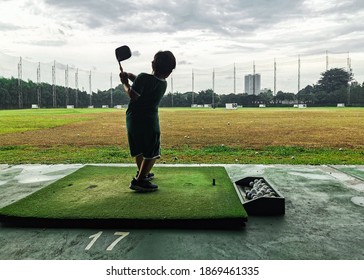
[126,73,167,118]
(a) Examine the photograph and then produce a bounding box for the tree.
[195,89,215,105]
[317,68,352,94]
[297,85,315,104]
[258,90,273,104]
[275,91,295,104]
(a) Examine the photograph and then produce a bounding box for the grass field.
[0,107,363,164]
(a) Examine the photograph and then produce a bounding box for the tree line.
[161,68,364,107]
[1,68,364,109]
[0,77,129,109]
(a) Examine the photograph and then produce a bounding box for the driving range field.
[0,107,364,164]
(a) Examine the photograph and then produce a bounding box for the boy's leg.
[135,154,143,170]
[137,158,156,181]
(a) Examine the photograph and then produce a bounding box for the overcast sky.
[1,0,364,93]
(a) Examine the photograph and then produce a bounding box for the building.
[244,74,261,95]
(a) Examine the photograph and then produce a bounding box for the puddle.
[0,164,83,208]
[288,171,329,181]
[351,196,364,207]
[322,166,364,192]
[1,165,82,185]
[0,168,23,182]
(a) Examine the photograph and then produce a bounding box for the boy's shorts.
[126,115,161,159]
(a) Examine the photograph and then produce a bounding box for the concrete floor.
[0,164,363,260]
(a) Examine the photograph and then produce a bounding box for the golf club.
[115,45,132,73]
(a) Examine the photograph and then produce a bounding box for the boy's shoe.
[129,178,158,192]
[136,171,155,181]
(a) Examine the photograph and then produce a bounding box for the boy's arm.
[119,72,140,101]
[126,72,136,82]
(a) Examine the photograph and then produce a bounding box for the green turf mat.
[0,166,247,228]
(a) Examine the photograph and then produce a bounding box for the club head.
[115,45,132,62]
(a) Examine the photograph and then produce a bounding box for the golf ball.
[246,191,252,199]
[256,191,263,197]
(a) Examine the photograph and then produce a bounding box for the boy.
[119,50,176,192]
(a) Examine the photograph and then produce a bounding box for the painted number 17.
[85,231,130,251]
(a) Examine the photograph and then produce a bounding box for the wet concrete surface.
[0,164,363,260]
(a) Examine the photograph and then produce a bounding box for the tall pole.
[347,52,351,72]
[37,62,41,108]
[253,61,256,95]
[298,54,301,93]
[212,68,215,108]
[170,74,174,107]
[110,73,113,108]
[347,52,352,106]
[212,68,215,92]
[297,54,301,105]
[192,69,194,105]
[89,70,92,106]
[17,57,23,109]
[326,50,329,71]
[65,64,69,106]
[233,63,236,94]
[274,58,277,96]
[75,69,79,108]
[52,60,56,108]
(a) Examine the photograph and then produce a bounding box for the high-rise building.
[244,74,261,95]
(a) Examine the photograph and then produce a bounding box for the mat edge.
[0,214,246,230]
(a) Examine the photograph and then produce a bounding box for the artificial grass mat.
[0,165,247,229]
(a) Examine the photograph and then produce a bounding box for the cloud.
[27,39,68,46]
[41,1,363,49]
[42,0,305,35]
[3,0,364,93]
[0,21,22,31]
[36,0,364,57]
[132,50,141,57]
[178,60,192,65]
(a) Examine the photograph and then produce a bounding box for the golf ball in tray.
[245,179,277,200]
[235,176,285,215]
